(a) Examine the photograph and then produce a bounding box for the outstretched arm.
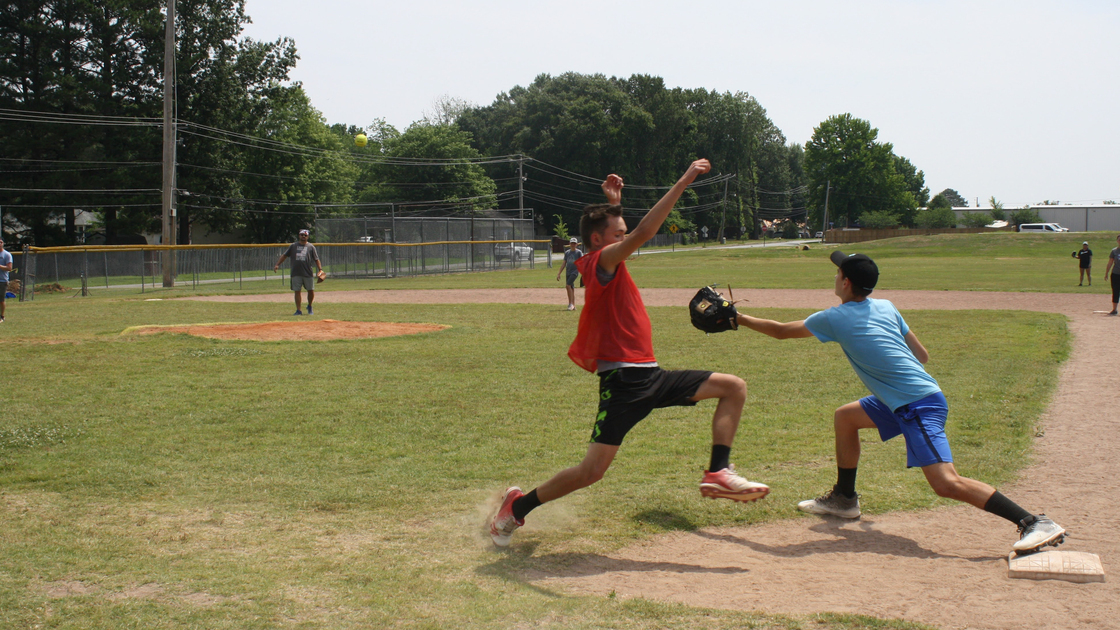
[598,160,709,270]
[736,313,814,339]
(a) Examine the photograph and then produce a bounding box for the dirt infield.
[188,289,1119,629]
[129,319,448,341]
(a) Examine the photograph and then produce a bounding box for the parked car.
[494,242,533,261]
[815,231,824,238]
[355,236,377,242]
[1018,223,1069,233]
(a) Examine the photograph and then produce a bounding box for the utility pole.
[517,154,524,220]
[161,0,177,287]
[821,179,830,241]
[718,177,729,243]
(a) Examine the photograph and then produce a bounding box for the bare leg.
[921,462,996,509]
[565,285,575,307]
[307,289,314,308]
[294,291,302,311]
[535,442,619,503]
[690,372,746,446]
[834,401,877,468]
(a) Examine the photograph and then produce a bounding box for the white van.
[1018,223,1069,233]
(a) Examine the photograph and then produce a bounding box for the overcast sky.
[242,0,1118,207]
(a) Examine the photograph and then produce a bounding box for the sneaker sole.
[700,485,770,503]
[797,502,861,519]
[1012,528,1067,553]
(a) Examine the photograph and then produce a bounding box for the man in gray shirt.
[274,229,323,315]
[555,237,583,310]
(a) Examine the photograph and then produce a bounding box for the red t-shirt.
[567,249,656,372]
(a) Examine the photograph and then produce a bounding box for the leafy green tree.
[893,155,929,224]
[803,114,916,229]
[958,212,992,228]
[369,124,495,212]
[915,206,957,228]
[551,215,570,240]
[1009,206,1042,226]
[237,86,355,243]
[928,193,952,209]
[937,188,968,207]
[458,73,791,241]
[989,196,1006,221]
[859,210,900,229]
[662,209,694,236]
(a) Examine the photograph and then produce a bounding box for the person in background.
[1072,241,1092,286]
[556,237,583,310]
[274,229,323,316]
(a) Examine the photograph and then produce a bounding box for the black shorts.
[590,367,712,445]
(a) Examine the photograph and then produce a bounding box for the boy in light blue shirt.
[0,239,12,323]
[735,250,1066,553]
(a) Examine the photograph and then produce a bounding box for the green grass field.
[0,232,1077,629]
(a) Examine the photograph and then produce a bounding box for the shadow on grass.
[695,518,1002,562]
[631,509,697,532]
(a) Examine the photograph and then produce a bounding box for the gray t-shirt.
[563,248,583,274]
[1111,248,1120,276]
[0,250,11,282]
[284,242,319,277]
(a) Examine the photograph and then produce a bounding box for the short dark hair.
[580,203,623,249]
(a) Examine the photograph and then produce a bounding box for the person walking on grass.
[490,160,770,547]
[274,229,323,316]
[733,250,1066,553]
[0,239,12,323]
[1105,234,1120,316]
[556,237,583,310]
[1072,241,1092,286]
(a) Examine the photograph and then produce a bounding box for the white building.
[952,205,1120,232]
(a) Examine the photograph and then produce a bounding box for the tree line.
[2,0,971,246]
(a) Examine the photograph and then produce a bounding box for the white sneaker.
[1013,515,1065,552]
[567,304,575,311]
[699,465,769,502]
[797,488,861,519]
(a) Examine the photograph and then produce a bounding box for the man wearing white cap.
[556,237,583,310]
[1072,241,1092,286]
[274,229,323,315]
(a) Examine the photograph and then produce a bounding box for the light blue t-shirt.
[804,298,941,411]
[0,250,12,282]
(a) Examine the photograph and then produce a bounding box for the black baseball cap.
[830,250,879,292]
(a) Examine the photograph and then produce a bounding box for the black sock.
[983,491,1033,525]
[709,444,732,472]
[835,467,858,498]
[512,489,542,521]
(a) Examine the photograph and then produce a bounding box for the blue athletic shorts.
[859,391,953,468]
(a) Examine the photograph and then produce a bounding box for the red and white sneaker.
[489,487,525,546]
[700,465,770,502]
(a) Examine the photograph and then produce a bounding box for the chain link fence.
[17,240,551,299]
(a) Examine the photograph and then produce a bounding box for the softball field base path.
[189,289,1118,629]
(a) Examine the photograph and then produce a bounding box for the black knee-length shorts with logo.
[590,367,713,445]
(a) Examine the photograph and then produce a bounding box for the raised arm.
[736,313,814,339]
[598,160,709,270]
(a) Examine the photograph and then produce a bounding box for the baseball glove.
[690,285,739,334]
[316,270,326,283]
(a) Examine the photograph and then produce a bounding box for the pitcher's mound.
[128,319,448,341]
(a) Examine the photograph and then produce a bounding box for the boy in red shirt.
[490,159,769,546]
